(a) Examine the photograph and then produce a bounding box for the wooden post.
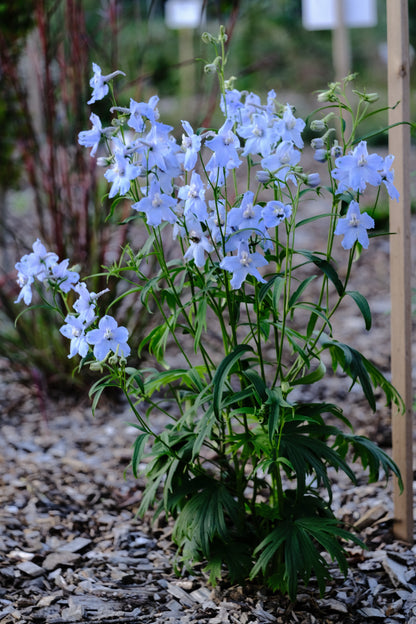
[387,0,413,543]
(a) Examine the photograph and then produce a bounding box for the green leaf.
[130,431,150,478]
[291,359,326,386]
[346,290,372,330]
[212,344,253,419]
[288,275,317,309]
[297,250,344,296]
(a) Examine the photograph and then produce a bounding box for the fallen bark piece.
[15,560,44,577]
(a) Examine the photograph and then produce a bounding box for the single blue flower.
[237,113,277,158]
[87,315,130,361]
[379,154,399,202]
[262,200,292,228]
[59,315,90,359]
[78,112,103,157]
[50,259,80,292]
[104,153,141,198]
[220,242,268,289]
[178,172,208,221]
[275,104,305,148]
[334,200,374,249]
[181,120,201,171]
[261,140,301,185]
[88,63,125,105]
[205,119,241,170]
[132,179,178,226]
[183,218,214,268]
[331,141,383,194]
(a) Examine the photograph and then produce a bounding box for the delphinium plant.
[15,27,403,598]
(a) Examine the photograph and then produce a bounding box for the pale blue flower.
[261,140,301,185]
[127,96,159,133]
[181,120,201,171]
[88,63,125,105]
[178,172,207,221]
[262,200,292,228]
[132,179,177,226]
[334,200,374,249]
[276,104,305,148]
[104,153,140,198]
[205,119,241,170]
[59,315,90,359]
[73,282,109,324]
[50,259,80,292]
[220,89,244,121]
[237,113,277,157]
[227,191,264,240]
[87,315,130,361]
[78,112,103,157]
[331,141,383,194]
[220,242,268,289]
[379,154,399,201]
[183,218,214,268]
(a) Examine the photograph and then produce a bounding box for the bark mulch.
[1,356,416,624]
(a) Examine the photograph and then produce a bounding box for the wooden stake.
[387,0,413,543]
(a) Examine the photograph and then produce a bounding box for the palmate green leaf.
[172,476,239,556]
[212,344,254,419]
[343,434,403,490]
[265,387,293,441]
[320,335,404,411]
[346,290,372,330]
[280,422,357,498]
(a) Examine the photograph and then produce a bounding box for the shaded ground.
[1,211,416,622]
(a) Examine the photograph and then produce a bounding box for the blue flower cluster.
[77,64,315,288]
[77,64,399,282]
[15,239,130,361]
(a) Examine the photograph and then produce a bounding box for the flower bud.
[311,137,325,150]
[310,119,326,132]
[306,173,321,188]
[256,170,271,184]
[314,148,327,163]
[330,141,343,159]
[201,32,216,44]
[204,63,217,74]
[96,156,111,167]
[352,89,379,103]
[219,25,228,43]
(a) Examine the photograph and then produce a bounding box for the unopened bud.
[310,119,326,132]
[219,25,228,42]
[330,141,343,159]
[352,89,379,103]
[256,170,271,184]
[311,138,325,149]
[201,32,216,44]
[306,173,321,188]
[314,148,327,163]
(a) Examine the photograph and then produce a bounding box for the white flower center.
[104,328,113,340]
[188,184,198,198]
[72,327,82,338]
[349,214,360,227]
[273,206,285,218]
[253,124,263,137]
[152,193,162,208]
[240,251,252,267]
[358,155,367,167]
[224,131,234,146]
[243,203,255,219]
[189,230,201,243]
[182,135,192,150]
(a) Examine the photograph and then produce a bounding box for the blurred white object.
[302,0,377,30]
[165,0,205,30]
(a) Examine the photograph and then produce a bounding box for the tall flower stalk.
[15,28,403,598]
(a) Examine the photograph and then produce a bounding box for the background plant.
[15,26,405,597]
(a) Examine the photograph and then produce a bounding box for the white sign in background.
[302,0,377,30]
